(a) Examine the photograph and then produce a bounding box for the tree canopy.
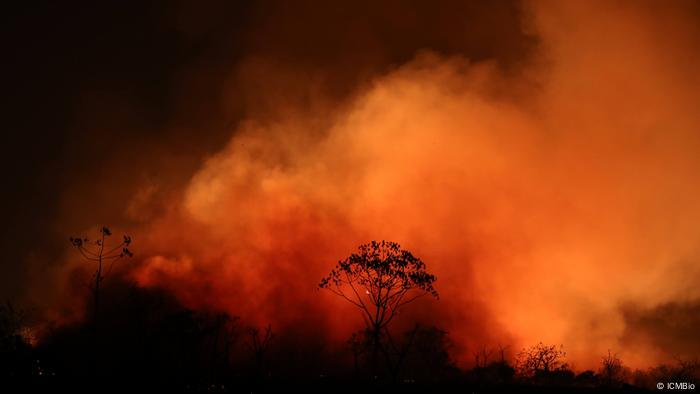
[319,240,438,331]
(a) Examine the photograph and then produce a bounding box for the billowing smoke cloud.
[621,301,700,360]
[26,0,700,369]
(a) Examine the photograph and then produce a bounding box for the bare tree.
[599,350,624,387]
[246,324,274,378]
[319,240,438,377]
[497,344,510,363]
[206,313,240,381]
[471,344,516,385]
[69,227,133,336]
[516,342,567,379]
[475,346,494,368]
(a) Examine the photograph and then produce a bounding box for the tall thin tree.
[69,227,133,337]
[319,240,438,378]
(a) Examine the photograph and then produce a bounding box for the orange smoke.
[44,0,700,370]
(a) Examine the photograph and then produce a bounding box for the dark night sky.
[1,1,534,302]
[5,1,700,370]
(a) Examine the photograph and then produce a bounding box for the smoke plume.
[24,0,700,369]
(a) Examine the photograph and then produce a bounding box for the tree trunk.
[371,324,381,379]
[91,262,102,377]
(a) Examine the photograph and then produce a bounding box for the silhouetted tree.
[69,226,132,373]
[516,342,569,385]
[319,240,438,378]
[599,350,625,387]
[405,325,458,381]
[474,346,495,368]
[346,324,456,382]
[348,329,372,377]
[247,324,274,379]
[633,358,700,390]
[385,323,420,380]
[471,345,515,386]
[208,313,239,381]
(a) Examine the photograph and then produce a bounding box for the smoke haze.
[7,0,700,370]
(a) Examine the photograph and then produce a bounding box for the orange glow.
[43,0,700,370]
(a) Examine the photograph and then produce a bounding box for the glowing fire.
[41,0,700,370]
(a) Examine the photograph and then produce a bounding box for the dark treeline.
[2,280,698,392]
